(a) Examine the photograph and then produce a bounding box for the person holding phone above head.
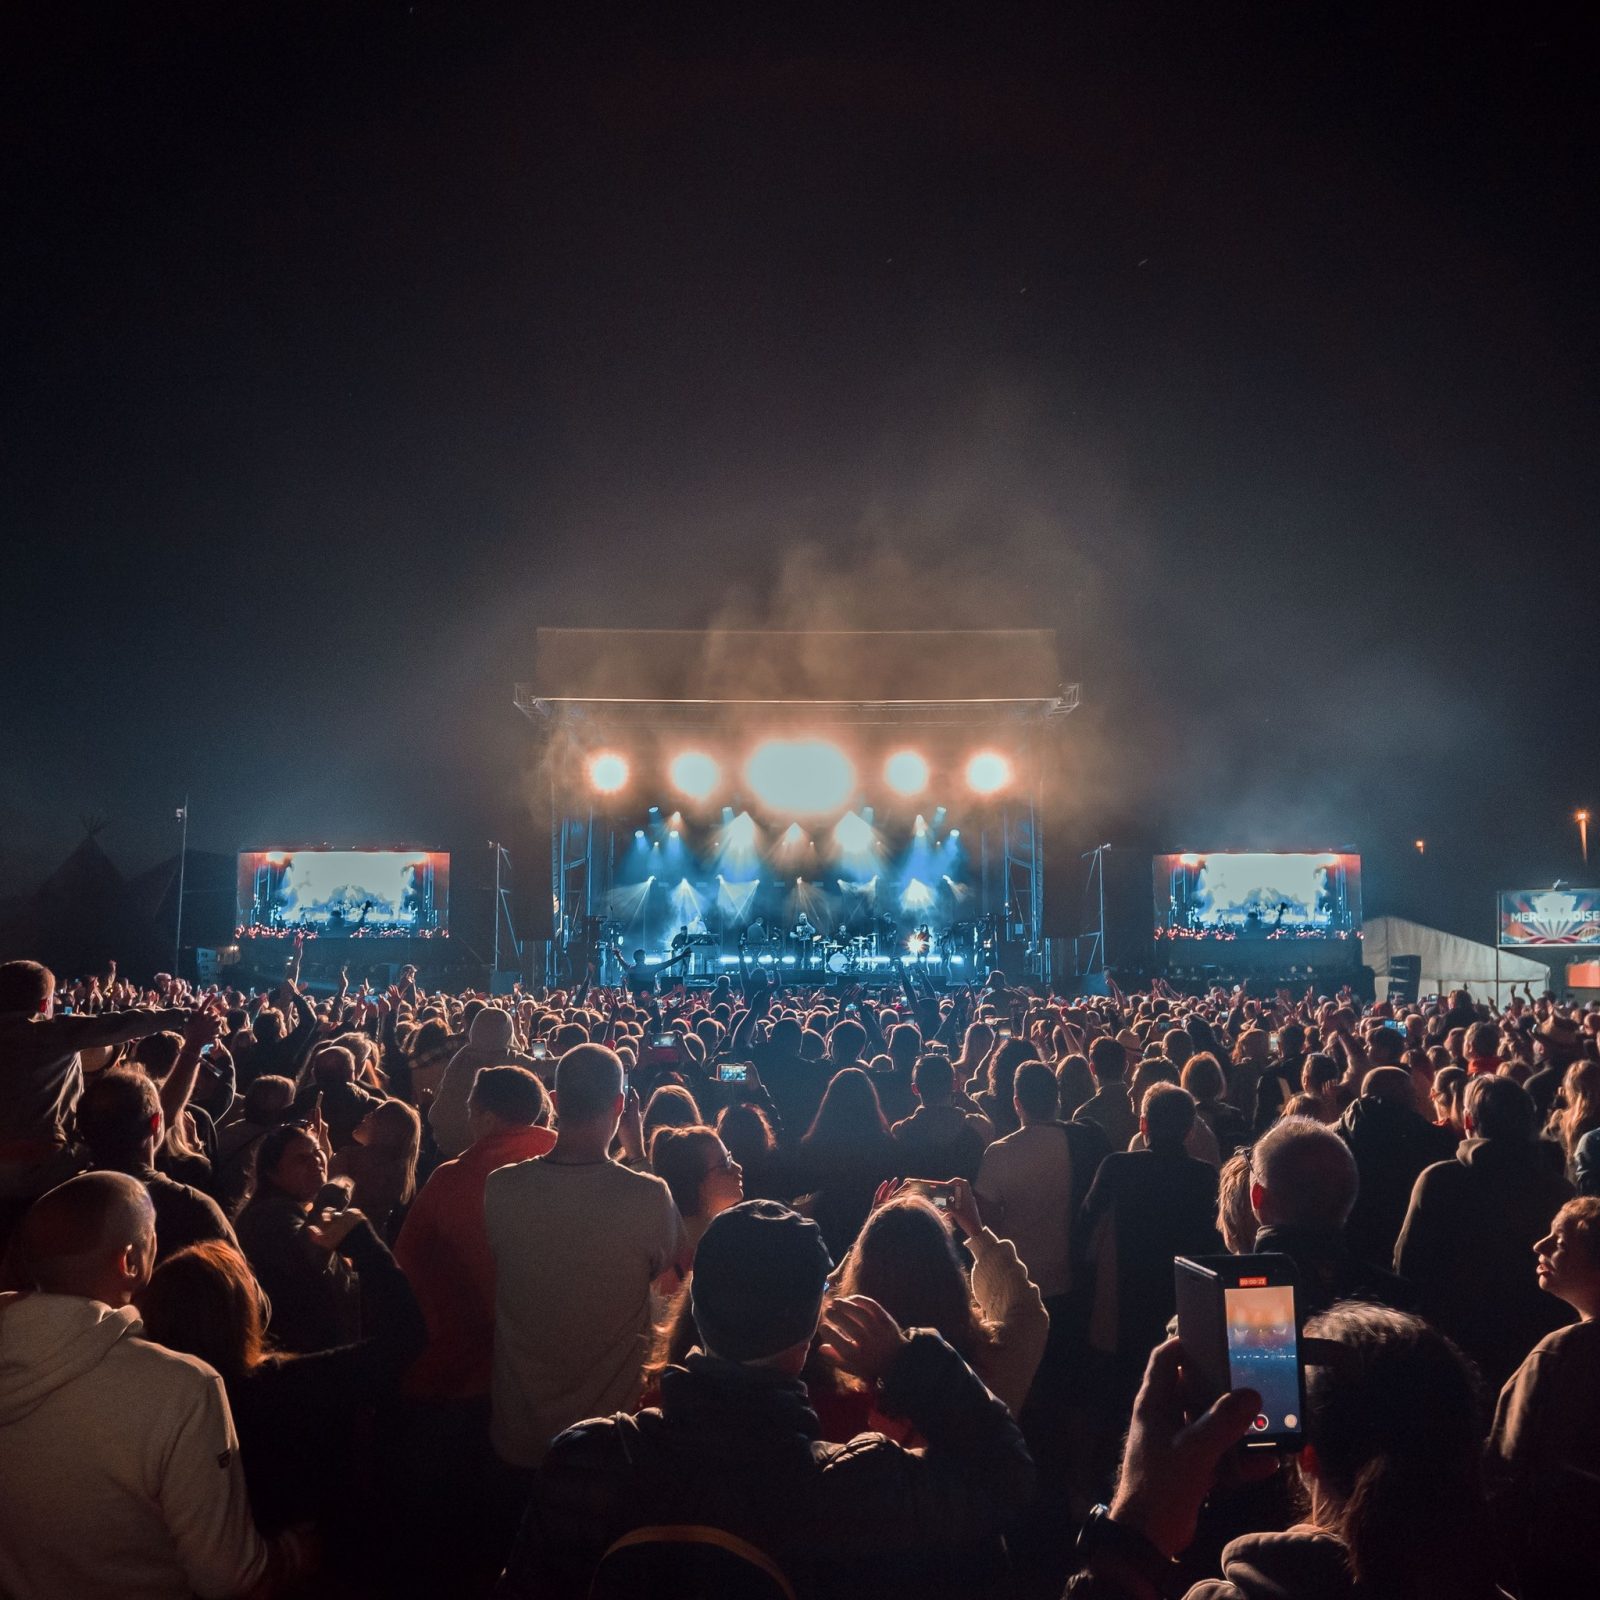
[1066,1305,1501,1600]
[823,1177,1048,1437]
[497,1200,1034,1600]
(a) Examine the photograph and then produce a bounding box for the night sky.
[5,4,1597,946]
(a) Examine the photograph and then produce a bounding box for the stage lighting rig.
[884,749,929,796]
[670,750,720,800]
[964,751,1012,795]
[587,752,629,794]
[745,738,856,816]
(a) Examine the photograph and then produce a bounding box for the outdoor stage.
[516,629,1080,990]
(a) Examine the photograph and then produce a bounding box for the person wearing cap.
[495,1199,1035,1599]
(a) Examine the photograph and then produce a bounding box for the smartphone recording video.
[1175,1254,1304,1451]
[717,1061,749,1084]
[900,1178,952,1211]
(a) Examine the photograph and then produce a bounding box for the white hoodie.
[0,1291,266,1600]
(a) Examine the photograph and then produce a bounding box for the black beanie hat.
[690,1200,834,1361]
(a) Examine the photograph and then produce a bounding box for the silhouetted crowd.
[2,952,1598,1600]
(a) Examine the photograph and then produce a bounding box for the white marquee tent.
[1364,915,1549,1004]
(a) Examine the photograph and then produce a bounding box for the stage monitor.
[237,848,449,937]
[1499,888,1600,948]
[1155,852,1362,942]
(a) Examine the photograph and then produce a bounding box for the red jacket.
[394,1124,555,1399]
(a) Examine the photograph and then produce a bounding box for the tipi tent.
[1364,915,1549,1004]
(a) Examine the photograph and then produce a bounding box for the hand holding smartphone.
[1175,1254,1304,1452]
[899,1178,953,1211]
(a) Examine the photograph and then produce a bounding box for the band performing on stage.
[586,908,1016,987]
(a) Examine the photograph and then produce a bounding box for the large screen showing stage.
[1155,852,1361,941]
[237,849,449,937]
[1499,888,1600,948]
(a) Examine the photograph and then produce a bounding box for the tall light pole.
[173,797,189,974]
[1579,809,1591,868]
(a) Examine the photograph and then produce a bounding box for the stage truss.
[515,631,1078,988]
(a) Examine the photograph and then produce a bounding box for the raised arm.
[32,1004,189,1054]
[158,1003,225,1152]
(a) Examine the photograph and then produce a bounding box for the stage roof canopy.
[516,628,1078,726]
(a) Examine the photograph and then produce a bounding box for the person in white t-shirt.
[484,1043,684,1469]
[0,1172,300,1600]
[975,1061,1075,1300]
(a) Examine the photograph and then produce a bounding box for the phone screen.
[530,1042,550,1059]
[653,1033,678,1050]
[1224,1282,1302,1446]
[718,1062,748,1083]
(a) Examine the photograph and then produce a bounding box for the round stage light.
[744,739,856,816]
[587,752,629,794]
[883,749,929,796]
[965,751,1012,795]
[669,750,720,800]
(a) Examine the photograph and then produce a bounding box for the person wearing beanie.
[496,1198,1036,1600]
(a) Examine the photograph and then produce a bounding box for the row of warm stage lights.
[583,739,1014,810]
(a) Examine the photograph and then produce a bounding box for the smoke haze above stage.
[5,10,1593,954]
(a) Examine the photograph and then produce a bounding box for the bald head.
[15,1172,155,1303]
[1361,1066,1416,1113]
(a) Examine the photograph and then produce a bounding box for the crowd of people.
[1,949,1598,1599]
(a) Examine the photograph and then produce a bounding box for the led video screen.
[237,849,449,937]
[1155,852,1361,940]
[1499,889,1600,948]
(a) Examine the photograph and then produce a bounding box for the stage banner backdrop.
[1498,888,1600,948]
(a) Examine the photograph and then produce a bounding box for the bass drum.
[825,949,851,975]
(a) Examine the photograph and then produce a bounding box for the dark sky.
[4,2,1597,945]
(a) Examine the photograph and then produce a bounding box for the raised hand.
[944,1177,983,1240]
[818,1295,908,1384]
[1107,1338,1274,1560]
[181,1000,225,1051]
